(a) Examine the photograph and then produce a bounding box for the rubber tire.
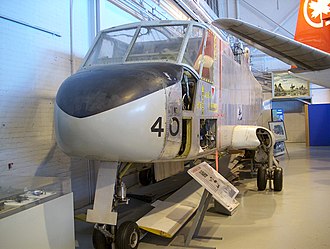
[273,167,283,192]
[257,167,267,191]
[92,227,112,249]
[139,168,153,186]
[115,221,140,249]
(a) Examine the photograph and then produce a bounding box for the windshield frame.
[81,21,209,68]
[82,26,140,67]
[125,24,190,63]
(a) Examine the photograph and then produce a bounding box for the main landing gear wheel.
[116,221,140,249]
[257,167,267,191]
[273,167,283,192]
[92,226,112,249]
[139,168,153,186]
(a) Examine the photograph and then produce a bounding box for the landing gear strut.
[255,129,283,192]
[88,162,141,249]
[92,224,114,249]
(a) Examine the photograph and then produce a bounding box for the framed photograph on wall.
[272,71,310,99]
[268,121,287,142]
[271,108,284,122]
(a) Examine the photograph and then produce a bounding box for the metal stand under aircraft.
[171,189,217,249]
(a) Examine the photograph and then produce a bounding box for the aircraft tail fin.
[294,0,330,53]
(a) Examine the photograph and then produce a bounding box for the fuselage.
[55,20,263,162]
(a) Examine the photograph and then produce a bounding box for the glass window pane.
[127,25,187,62]
[84,28,137,66]
[202,31,215,82]
[182,26,205,71]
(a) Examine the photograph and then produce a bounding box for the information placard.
[188,162,239,212]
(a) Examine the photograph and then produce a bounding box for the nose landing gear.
[89,162,141,249]
[92,221,140,249]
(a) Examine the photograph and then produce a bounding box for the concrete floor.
[75,143,330,249]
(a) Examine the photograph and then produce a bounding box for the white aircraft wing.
[212,18,330,71]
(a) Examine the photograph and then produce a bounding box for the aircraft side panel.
[194,81,219,117]
[219,40,263,149]
[180,29,262,156]
[159,83,183,159]
[186,30,221,158]
[187,79,220,157]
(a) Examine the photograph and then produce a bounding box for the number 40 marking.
[151,117,164,137]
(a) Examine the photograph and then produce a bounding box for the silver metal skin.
[55,20,274,163]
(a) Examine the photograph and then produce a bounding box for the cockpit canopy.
[82,21,209,72]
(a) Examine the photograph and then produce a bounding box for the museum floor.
[75,143,330,249]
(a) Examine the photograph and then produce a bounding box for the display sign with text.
[188,162,239,212]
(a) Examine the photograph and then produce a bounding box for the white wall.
[0,0,71,174]
[0,0,142,209]
[310,84,330,104]
[0,0,94,208]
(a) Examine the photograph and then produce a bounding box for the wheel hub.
[129,229,138,247]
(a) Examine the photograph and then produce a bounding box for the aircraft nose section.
[55,63,183,162]
[56,63,182,117]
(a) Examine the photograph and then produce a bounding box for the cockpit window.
[83,23,209,68]
[126,25,187,62]
[182,26,205,70]
[84,28,137,66]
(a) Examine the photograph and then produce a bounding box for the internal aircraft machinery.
[55,20,282,249]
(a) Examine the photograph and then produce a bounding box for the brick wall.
[0,0,93,209]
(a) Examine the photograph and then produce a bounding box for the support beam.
[95,0,100,34]
[272,2,299,36]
